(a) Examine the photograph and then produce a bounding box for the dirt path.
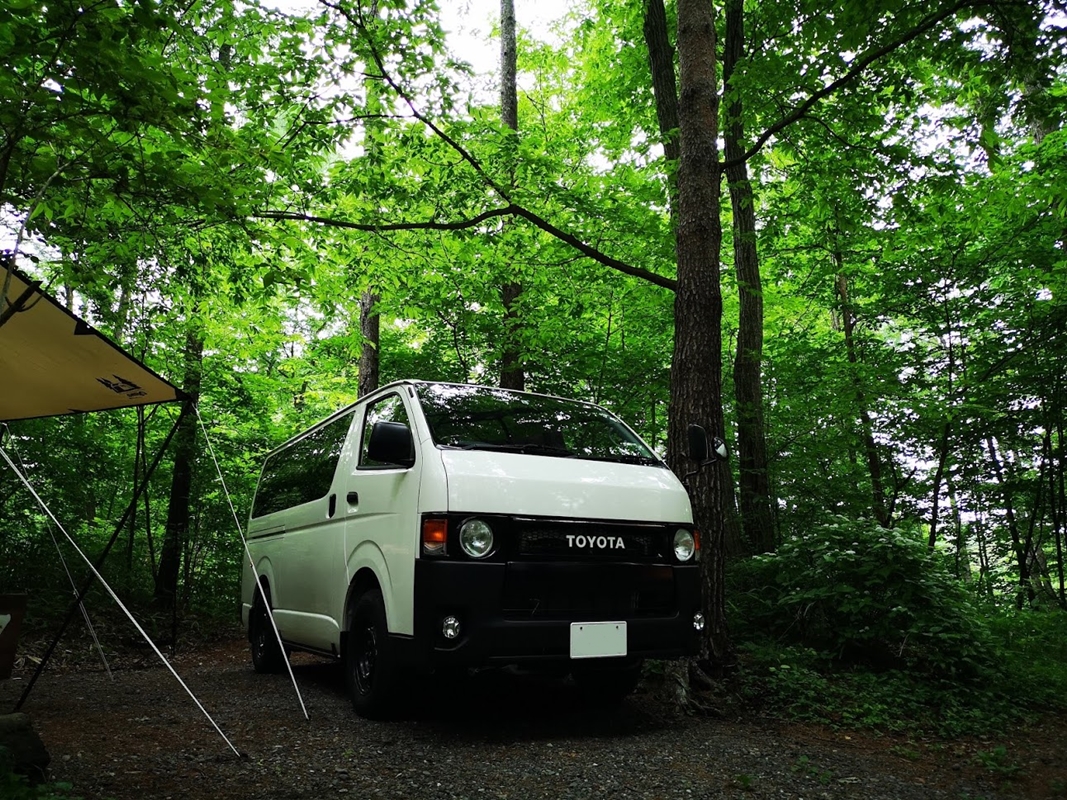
[2,636,1060,799]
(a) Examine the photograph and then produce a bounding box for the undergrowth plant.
[0,748,81,800]
[731,516,995,678]
[727,515,1067,736]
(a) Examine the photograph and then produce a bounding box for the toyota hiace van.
[241,381,706,717]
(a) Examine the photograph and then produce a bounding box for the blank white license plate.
[570,621,627,659]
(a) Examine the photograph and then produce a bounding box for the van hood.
[439,450,692,523]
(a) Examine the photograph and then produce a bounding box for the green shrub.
[0,747,81,800]
[729,516,996,680]
[733,642,1034,736]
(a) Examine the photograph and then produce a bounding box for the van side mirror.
[688,424,729,464]
[683,424,729,489]
[367,421,415,467]
[687,424,709,463]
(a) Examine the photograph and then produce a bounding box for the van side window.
[252,411,354,517]
[359,394,413,468]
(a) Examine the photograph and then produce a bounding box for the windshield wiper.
[448,442,575,457]
[592,453,662,466]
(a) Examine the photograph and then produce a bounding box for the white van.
[241,381,706,717]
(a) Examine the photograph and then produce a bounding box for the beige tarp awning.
[0,265,185,421]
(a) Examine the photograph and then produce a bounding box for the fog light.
[442,615,461,640]
[692,612,705,631]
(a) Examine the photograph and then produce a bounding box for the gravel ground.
[2,636,1060,799]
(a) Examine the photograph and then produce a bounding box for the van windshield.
[416,383,662,466]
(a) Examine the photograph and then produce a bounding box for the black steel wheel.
[249,596,286,674]
[346,589,398,718]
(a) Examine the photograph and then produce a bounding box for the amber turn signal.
[422,517,448,556]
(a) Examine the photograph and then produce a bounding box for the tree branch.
[722,0,1000,168]
[313,0,676,292]
[255,204,679,290]
[254,206,514,232]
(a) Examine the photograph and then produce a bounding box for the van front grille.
[501,563,676,619]
[514,520,664,561]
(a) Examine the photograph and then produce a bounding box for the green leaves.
[732,516,997,679]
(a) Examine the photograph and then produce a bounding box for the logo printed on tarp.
[97,374,147,399]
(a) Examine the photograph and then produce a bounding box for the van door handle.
[346,492,359,505]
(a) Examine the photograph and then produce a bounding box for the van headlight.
[459,519,494,558]
[673,528,696,562]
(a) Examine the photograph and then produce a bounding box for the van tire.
[346,589,398,719]
[250,599,286,675]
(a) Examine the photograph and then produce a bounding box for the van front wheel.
[346,589,397,718]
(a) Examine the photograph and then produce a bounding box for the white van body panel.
[243,410,357,653]
[440,451,693,523]
[241,551,278,631]
[343,465,420,635]
[341,389,424,636]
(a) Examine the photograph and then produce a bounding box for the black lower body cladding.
[396,559,702,669]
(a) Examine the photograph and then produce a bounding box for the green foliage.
[0,747,83,800]
[2,0,1066,710]
[734,641,1031,737]
[731,534,1067,735]
[974,746,1023,780]
[730,516,995,679]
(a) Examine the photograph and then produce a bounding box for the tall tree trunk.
[642,0,680,193]
[498,0,525,390]
[927,421,952,549]
[643,0,744,560]
[986,436,1032,608]
[357,10,382,398]
[154,326,202,609]
[1052,397,1067,607]
[723,0,773,555]
[670,0,732,665]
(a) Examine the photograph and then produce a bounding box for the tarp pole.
[12,402,192,712]
[1,439,242,758]
[194,405,309,720]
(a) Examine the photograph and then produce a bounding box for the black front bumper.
[401,559,702,669]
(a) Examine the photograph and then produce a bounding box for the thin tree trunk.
[723,0,772,555]
[986,436,1032,608]
[927,421,951,549]
[359,291,380,397]
[358,15,382,398]
[1055,402,1067,606]
[975,515,994,601]
[834,267,890,527]
[498,0,525,391]
[948,478,969,580]
[642,0,680,191]
[154,327,203,609]
[125,407,146,572]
